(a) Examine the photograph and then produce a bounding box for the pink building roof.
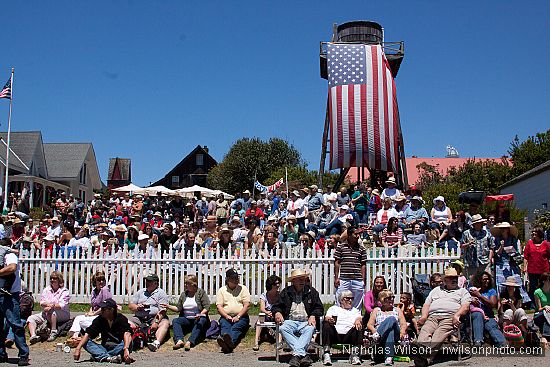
[346,157,504,185]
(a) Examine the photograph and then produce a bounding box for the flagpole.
[2,68,13,214]
[285,167,289,196]
[252,169,257,198]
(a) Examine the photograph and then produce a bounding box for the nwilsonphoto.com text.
[342,344,546,357]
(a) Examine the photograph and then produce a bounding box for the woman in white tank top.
[431,196,452,225]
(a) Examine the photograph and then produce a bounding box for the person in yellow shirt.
[216,269,250,353]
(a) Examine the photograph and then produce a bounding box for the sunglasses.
[343,297,353,300]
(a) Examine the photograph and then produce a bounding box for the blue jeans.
[85,340,125,361]
[279,320,315,357]
[172,316,209,345]
[534,311,550,337]
[219,315,250,344]
[471,312,506,346]
[4,318,27,341]
[376,317,400,358]
[0,293,29,359]
[324,219,343,236]
[373,224,386,234]
[337,279,365,310]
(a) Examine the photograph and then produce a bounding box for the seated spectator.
[321,205,352,237]
[381,217,403,250]
[394,194,409,228]
[397,292,418,337]
[450,260,467,288]
[430,273,443,289]
[469,271,506,347]
[216,269,250,353]
[253,275,281,351]
[404,196,429,229]
[363,276,386,325]
[69,271,112,340]
[366,289,408,366]
[412,268,471,367]
[437,211,469,252]
[161,275,210,351]
[533,272,550,341]
[272,269,323,367]
[406,223,427,250]
[309,202,337,233]
[128,273,170,352]
[73,299,133,364]
[380,177,401,201]
[498,276,527,335]
[28,271,70,344]
[430,196,452,227]
[322,290,363,366]
[373,199,398,235]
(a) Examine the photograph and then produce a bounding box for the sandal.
[173,340,185,350]
[253,344,259,351]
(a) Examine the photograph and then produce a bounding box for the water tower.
[318,21,407,189]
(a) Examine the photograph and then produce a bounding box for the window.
[79,190,86,203]
[196,154,204,166]
[79,163,87,185]
[172,175,180,185]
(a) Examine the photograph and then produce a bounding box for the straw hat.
[471,214,486,225]
[490,222,518,238]
[138,234,149,241]
[502,276,521,287]
[300,187,309,194]
[443,268,459,278]
[153,211,162,217]
[451,259,464,270]
[385,177,396,185]
[291,190,300,197]
[219,224,233,236]
[287,214,296,221]
[289,268,309,280]
[113,225,127,232]
[395,194,407,202]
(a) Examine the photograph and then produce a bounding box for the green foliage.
[533,210,550,230]
[508,129,550,177]
[208,137,302,194]
[29,207,45,220]
[267,166,340,191]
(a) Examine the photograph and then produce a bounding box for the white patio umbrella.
[111,183,143,193]
[176,185,216,198]
[141,185,178,196]
[210,190,234,200]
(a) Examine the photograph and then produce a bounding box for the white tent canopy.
[111,183,142,193]
[141,185,177,196]
[176,185,216,198]
[210,190,234,200]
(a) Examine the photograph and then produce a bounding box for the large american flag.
[327,43,400,172]
[0,77,11,99]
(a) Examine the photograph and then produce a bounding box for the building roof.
[43,143,92,178]
[347,157,504,185]
[500,159,550,189]
[108,158,131,181]
[152,145,217,186]
[0,131,43,173]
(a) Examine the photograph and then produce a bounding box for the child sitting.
[468,287,489,320]
[397,292,418,337]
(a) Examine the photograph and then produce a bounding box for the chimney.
[203,145,209,153]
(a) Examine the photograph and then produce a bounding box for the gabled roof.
[43,143,92,178]
[108,158,131,181]
[0,131,43,173]
[500,159,550,189]
[152,145,217,186]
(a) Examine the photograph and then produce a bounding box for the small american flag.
[327,43,400,172]
[0,77,11,99]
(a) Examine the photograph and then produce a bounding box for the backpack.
[19,292,34,320]
[206,320,220,339]
[131,327,148,350]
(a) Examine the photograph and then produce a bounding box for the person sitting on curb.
[215,269,251,353]
[272,268,324,367]
[412,267,471,367]
[127,273,170,352]
[73,299,133,364]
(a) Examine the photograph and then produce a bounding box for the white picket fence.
[18,244,460,304]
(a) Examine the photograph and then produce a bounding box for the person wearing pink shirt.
[27,271,70,344]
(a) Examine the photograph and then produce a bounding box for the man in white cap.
[305,185,323,212]
[272,269,323,367]
[380,177,401,201]
[47,217,62,243]
[412,268,471,367]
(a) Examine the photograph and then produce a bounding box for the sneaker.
[184,341,191,351]
[384,357,393,366]
[147,340,160,352]
[252,344,259,351]
[288,355,301,367]
[173,340,185,350]
[109,355,122,364]
[322,352,332,366]
[29,335,40,345]
[350,355,361,365]
[46,330,58,342]
[300,355,313,367]
[17,358,29,367]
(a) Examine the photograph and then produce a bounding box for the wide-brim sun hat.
[289,268,309,280]
[411,195,424,204]
[433,196,445,205]
[385,177,396,185]
[471,214,487,225]
[490,222,518,238]
[502,276,521,287]
[443,267,459,278]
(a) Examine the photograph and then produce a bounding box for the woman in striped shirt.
[381,217,403,249]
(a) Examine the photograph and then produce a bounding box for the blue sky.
[1,1,549,186]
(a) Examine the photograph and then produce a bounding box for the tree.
[267,166,340,192]
[508,129,550,177]
[208,137,302,194]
